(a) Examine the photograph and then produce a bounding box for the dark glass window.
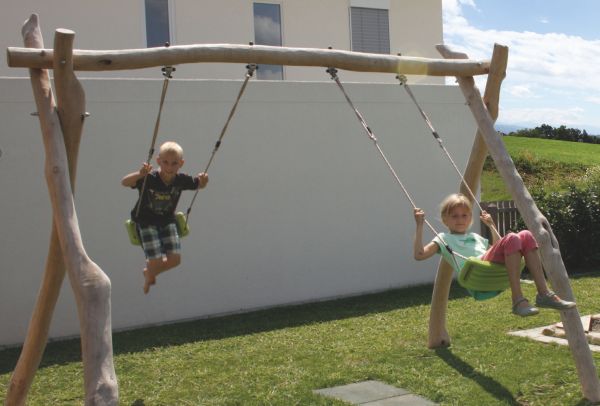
[145,0,170,47]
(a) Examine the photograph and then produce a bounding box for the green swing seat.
[125,211,190,246]
[457,257,525,301]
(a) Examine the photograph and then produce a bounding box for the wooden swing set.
[5,13,600,406]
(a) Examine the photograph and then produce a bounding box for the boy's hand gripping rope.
[184,63,257,224]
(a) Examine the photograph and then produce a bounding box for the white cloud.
[507,85,536,98]
[539,17,550,24]
[501,106,585,128]
[584,96,600,105]
[441,0,600,130]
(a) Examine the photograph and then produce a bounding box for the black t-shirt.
[131,171,199,226]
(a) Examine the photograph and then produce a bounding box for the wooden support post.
[427,259,453,348]
[6,15,74,406]
[6,15,118,405]
[52,27,118,406]
[427,44,508,349]
[457,44,508,196]
[437,43,600,402]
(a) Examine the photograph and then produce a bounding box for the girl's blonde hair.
[159,141,184,159]
[440,193,473,225]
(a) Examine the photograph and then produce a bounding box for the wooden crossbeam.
[7,43,490,76]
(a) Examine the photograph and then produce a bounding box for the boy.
[122,141,208,294]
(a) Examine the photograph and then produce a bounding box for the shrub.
[522,183,600,270]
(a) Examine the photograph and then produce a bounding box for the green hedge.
[521,180,600,270]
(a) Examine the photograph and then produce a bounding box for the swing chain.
[135,65,175,219]
[326,66,377,143]
[184,64,255,225]
[396,74,443,143]
[396,72,502,241]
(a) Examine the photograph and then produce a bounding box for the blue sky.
[442,0,600,134]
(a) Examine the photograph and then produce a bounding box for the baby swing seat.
[125,212,190,246]
[458,257,525,293]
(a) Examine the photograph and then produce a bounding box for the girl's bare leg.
[505,252,529,307]
[523,248,550,294]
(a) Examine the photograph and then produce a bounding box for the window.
[350,7,390,54]
[145,0,171,47]
[253,3,283,80]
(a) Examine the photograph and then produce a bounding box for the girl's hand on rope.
[414,208,425,226]
[480,210,494,228]
[139,162,152,176]
[197,172,209,189]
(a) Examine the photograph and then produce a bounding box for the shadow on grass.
[0,282,470,374]
[434,348,518,405]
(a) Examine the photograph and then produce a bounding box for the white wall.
[0,77,476,346]
[1,0,443,83]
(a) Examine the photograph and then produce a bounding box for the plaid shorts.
[138,222,181,260]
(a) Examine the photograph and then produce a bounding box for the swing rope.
[397,74,501,240]
[135,65,176,219]
[326,67,467,271]
[184,63,257,223]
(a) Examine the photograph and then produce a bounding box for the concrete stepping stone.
[314,380,437,405]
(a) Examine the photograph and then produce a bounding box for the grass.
[3,136,599,405]
[2,272,600,405]
[481,137,600,201]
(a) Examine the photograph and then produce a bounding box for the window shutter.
[351,7,390,54]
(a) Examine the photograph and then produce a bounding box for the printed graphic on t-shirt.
[146,188,179,215]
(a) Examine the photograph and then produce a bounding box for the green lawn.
[2,272,600,405]
[504,137,600,166]
[482,137,600,201]
[3,136,600,405]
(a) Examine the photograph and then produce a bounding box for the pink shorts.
[482,230,538,264]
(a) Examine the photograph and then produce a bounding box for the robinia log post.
[5,15,76,406]
[438,43,600,403]
[6,15,118,406]
[427,44,508,349]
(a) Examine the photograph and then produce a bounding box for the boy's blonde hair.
[159,141,184,159]
[440,193,473,225]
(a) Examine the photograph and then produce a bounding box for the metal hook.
[396,74,408,85]
[162,66,176,79]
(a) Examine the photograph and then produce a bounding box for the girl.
[413,193,575,316]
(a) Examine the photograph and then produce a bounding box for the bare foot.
[143,269,156,294]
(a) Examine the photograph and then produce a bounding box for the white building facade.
[1,1,484,347]
[1,0,443,83]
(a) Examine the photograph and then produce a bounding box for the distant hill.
[495,123,600,138]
